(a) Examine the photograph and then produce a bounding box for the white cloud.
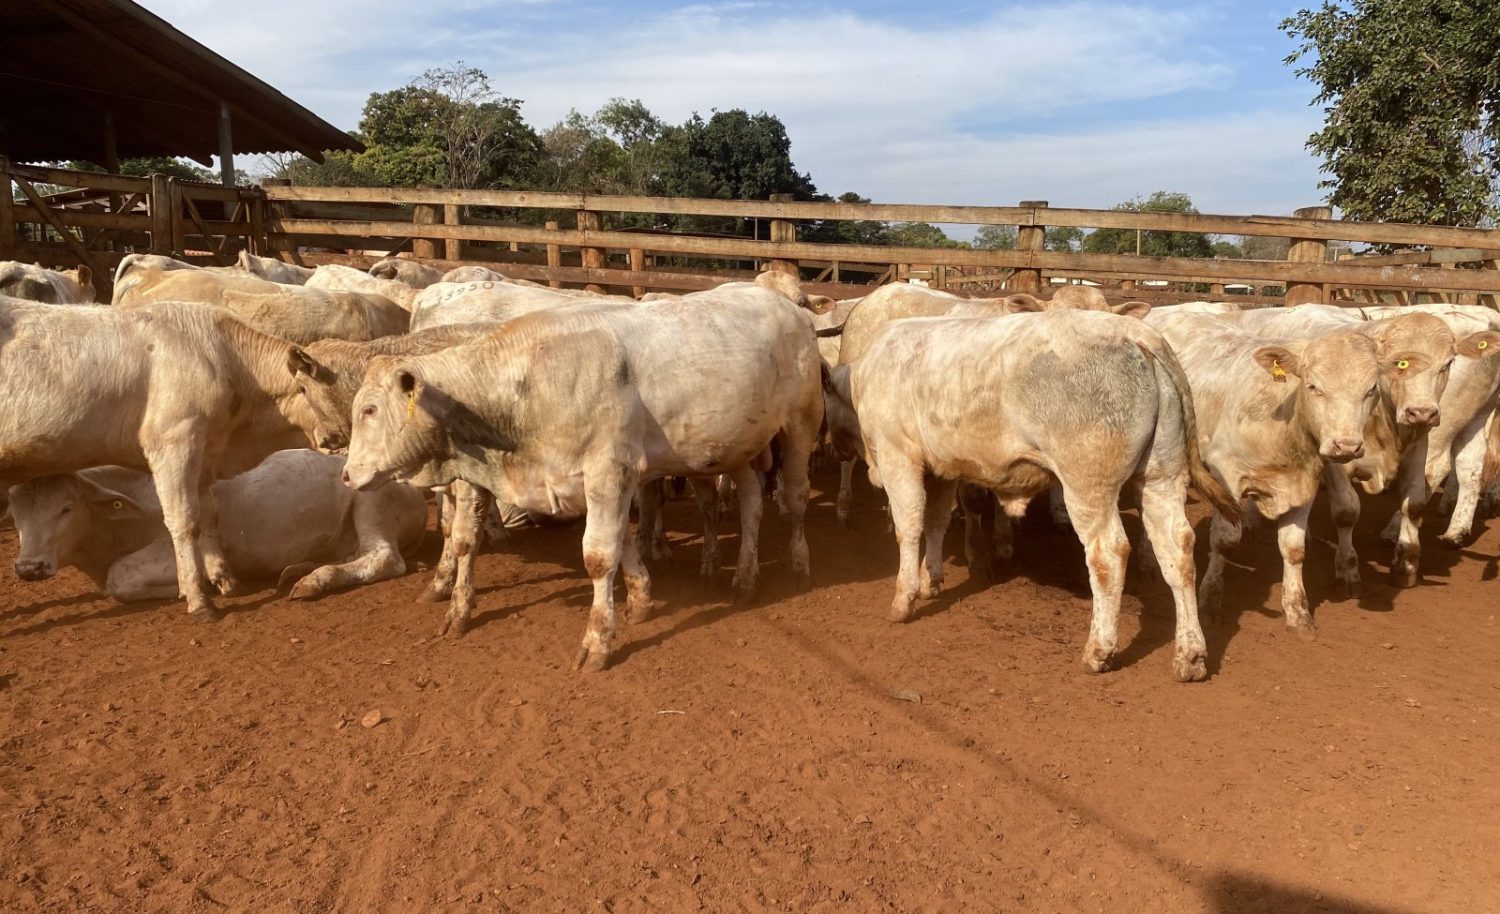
[141,0,1325,217]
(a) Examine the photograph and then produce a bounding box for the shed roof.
[0,0,363,166]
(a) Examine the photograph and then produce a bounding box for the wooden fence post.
[413,202,441,260]
[0,158,14,260]
[578,208,605,293]
[1012,201,1048,294]
[1285,205,1332,305]
[545,219,562,288]
[443,204,462,261]
[768,193,797,276]
[630,247,646,298]
[149,173,172,253]
[168,178,186,256]
[247,188,266,256]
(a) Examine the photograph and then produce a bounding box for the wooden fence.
[6,158,1500,306]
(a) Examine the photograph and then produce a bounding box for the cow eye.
[1305,383,1320,395]
[1365,384,1378,399]
[361,404,378,418]
[59,506,72,516]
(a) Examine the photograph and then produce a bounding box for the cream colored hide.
[113,253,238,286]
[343,281,824,671]
[288,324,495,620]
[8,450,425,601]
[441,266,510,284]
[306,264,419,311]
[0,301,309,621]
[369,258,446,289]
[1145,310,1396,633]
[851,309,1232,682]
[1216,304,1498,587]
[0,261,95,303]
[408,279,634,332]
[113,266,407,344]
[238,250,315,284]
[1357,305,1500,547]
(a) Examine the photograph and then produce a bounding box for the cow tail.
[1146,340,1241,524]
[815,326,844,338]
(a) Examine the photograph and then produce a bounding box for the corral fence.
[6,158,1500,307]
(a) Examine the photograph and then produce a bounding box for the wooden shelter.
[0,0,362,186]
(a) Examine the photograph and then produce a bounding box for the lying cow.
[342,280,824,670]
[9,450,424,602]
[114,266,407,344]
[852,309,1235,681]
[0,299,309,620]
[369,258,445,289]
[1146,311,1392,633]
[0,261,95,303]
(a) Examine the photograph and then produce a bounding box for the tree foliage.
[1083,191,1215,257]
[1284,1,1500,225]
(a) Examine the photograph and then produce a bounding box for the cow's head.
[1253,330,1380,462]
[821,363,863,461]
[343,358,450,490]
[288,344,359,452]
[1047,285,1152,318]
[60,265,95,303]
[1359,312,1460,429]
[8,474,147,581]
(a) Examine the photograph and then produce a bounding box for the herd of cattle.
[2,251,1498,682]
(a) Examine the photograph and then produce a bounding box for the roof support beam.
[217,101,235,188]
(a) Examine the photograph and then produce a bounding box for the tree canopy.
[1284,1,1500,225]
[1083,191,1215,257]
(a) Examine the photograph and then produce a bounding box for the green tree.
[972,224,1017,250]
[1284,1,1500,226]
[1045,225,1084,252]
[1082,191,1215,257]
[885,222,962,249]
[68,157,215,182]
[659,110,817,201]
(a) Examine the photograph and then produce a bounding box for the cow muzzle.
[14,558,55,581]
[1323,437,1366,463]
[1399,405,1440,429]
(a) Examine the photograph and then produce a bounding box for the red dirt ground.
[2,470,1497,914]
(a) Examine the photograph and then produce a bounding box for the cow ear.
[399,369,454,422]
[1113,300,1152,319]
[79,480,148,519]
[287,347,319,378]
[74,264,92,289]
[1458,330,1500,359]
[1252,344,1302,381]
[806,295,837,314]
[1001,293,1043,314]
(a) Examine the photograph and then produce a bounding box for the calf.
[1147,311,1388,632]
[9,449,425,601]
[343,283,823,670]
[852,309,1235,681]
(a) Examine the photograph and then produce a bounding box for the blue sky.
[144,0,1330,218]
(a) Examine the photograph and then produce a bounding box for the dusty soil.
[2,470,1497,914]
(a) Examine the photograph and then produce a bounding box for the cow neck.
[224,318,300,401]
[1358,385,1415,490]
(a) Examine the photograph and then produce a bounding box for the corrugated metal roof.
[0,0,364,165]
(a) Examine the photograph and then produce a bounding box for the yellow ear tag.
[406,390,416,419]
[1480,341,1489,351]
[1396,359,1409,370]
[1270,360,1287,382]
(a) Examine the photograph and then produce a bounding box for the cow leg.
[635,480,671,563]
[620,520,658,624]
[689,479,721,585]
[880,459,928,623]
[1048,480,1071,530]
[1275,502,1316,636]
[730,464,765,604]
[1390,442,1430,587]
[836,458,856,528]
[1066,486,1130,675]
[105,539,179,602]
[1198,506,1242,621]
[919,478,957,599]
[575,468,638,673]
[195,481,239,596]
[778,429,815,592]
[442,483,492,637]
[144,432,216,620]
[289,496,410,600]
[1139,474,1207,682]
[1439,414,1488,546]
[959,484,994,578]
[1324,465,1362,599]
[423,488,458,602]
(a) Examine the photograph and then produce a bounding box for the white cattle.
[0,300,309,620]
[408,279,632,331]
[1146,311,1394,632]
[9,450,425,601]
[369,258,445,289]
[237,250,315,284]
[0,261,95,303]
[342,279,824,670]
[306,264,419,311]
[441,265,510,284]
[113,266,408,343]
[852,309,1234,681]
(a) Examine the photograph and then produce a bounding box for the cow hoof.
[288,578,324,601]
[439,612,469,638]
[1172,649,1208,683]
[1289,620,1318,641]
[792,570,813,593]
[574,645,611,673]
[1438,531,1469,549]
[625,599,662,625]
[187,605,221,624]
[420,580,452,602]
[1390,565,1419,588]
[211,574,240,597]
[731,578,758,605]
[1080,648,1113,675]
[836,514,851,530]
[1335,578,1360,600]
[887,600,916,623]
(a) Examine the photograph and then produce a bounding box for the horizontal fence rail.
[6,159,1500,306]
